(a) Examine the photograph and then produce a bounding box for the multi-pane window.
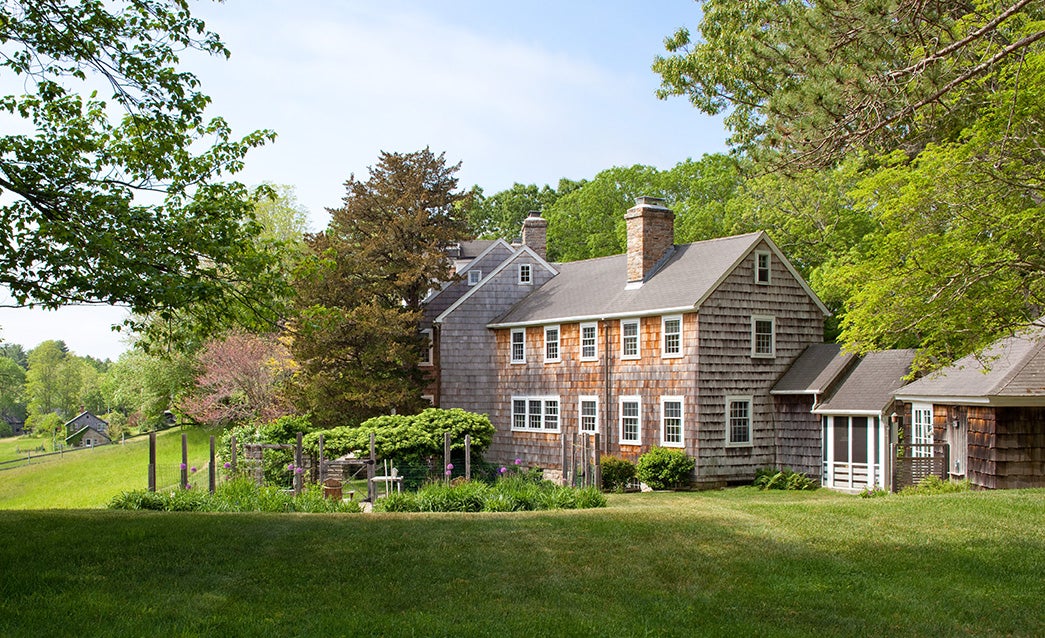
[662,315,682,358]
[726,396,752,446]
[511,329,526,363]
[755,251,771,285]
[580,322,598,361]
[518,263,532,284]
[467,269,482,286]
[661,397,683,447]
[621,319,640,359]
[544,325,560,363]
[619,396,641,444]
[579,397,598,434]
[911,404,934,458]
[419,329,433,366]
[511,397,561,432]
[751,315,775,358]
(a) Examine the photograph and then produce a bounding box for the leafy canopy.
[0,0,278,332]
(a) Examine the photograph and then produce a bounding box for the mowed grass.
[0,428,214,509]
[1,488,1043,637]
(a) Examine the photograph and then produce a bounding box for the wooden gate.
[890,442,950,492]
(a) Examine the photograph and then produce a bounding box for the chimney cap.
[633,196,667,208]
[526,210,543,218]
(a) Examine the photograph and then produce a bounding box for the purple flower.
[185,483,192,490]
[446,463,454,470]
[287,463,295,471]
[445,469,452,476]
[223,462,231,469]
[190,466,197,473]
[294,467,304,475]
[498,467,507,474]
[514,458,522,465]
[179,463,187,470]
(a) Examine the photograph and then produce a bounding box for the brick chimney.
[520,210,547,260]
[625,196,674,284]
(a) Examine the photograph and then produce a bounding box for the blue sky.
[0,0,727,360]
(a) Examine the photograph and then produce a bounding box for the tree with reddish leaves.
[180,332,293,428]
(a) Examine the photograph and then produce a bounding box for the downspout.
[603,318,611,454]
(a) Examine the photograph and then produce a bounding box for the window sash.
[544,326,560,362]
[511,329,526,363]
[662,316,682,357]
[755,251,771,284]
[512,397,561,432]
[751,316,775,357]
[621,320,639,359]
[661,398,683,446]
[726,397,752,446]
[620,398,640,444]
[518,263,532,284]
[579,397,598,433]
[580,323,598,360]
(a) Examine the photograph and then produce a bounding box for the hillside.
[0,427,214,509]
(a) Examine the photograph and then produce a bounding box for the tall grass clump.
[373,476,606,513]
[109,478,361,513]
[899,475,970,496]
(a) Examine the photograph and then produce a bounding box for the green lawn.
[1,488,1042,637]
[0,427,214,508]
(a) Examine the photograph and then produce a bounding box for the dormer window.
[467,270,482,286]
[518,263,532,285]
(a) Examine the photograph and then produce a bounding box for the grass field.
[1,488,1042,637]
[0,428,214,508]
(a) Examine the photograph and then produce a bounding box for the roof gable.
[435,245,557,324]
[815,349,916,414]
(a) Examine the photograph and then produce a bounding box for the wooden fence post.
[367,432,376,502]
[580,434,588,487]
[209,436,216,493]
[464,434,471,480]
[294,432,304,496]
[148,431,156,492]
[444,431,451,480]
[180,433,188,489]
[318,434,325,483]
[230,435,237,473]
[593,433,601,490]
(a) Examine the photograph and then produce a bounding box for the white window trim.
[510,395,561,433]
[912,403,934,458]
[518,263,532,285]
[579,395,599,435]
[510,328,526,364]
[419,328,433,367]
[618,395,642,445]
[467,269,482,286]
[621,319,641,360]
[579,322,599,362]
[660,396,685,447]
[661,315,683,359]
[755,250,771,285]
[544,325,561,364]
[750,315,776,359]
[725,395,753,447]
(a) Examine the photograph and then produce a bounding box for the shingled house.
[424,198,830,486]
[64,411,111,448]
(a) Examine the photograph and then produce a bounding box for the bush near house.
[601,455,637,492]
[109,477,361,513]
[636,447,695,490]
[753,467,819,491]
[375,475,606,513]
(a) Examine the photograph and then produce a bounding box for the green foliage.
[102,350,194,431]
[899,475,970,496]
[304,408,494,471]
[859,487,889,499]
[371,476,606,513]
[0,0,280,333]
[108,478,361,513]
[635,447,695,490]
[753,467,819,491]
[0,356,26,423]
[600,455,636,492]
[463,181,572,240]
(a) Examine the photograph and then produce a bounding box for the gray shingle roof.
[491,232,814,326]
[771,343,854,394]
[816,349,916,414]
[895,324,1045,402]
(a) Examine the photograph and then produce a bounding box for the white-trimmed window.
[619,396,641,445]
[511,396,561,432]
[751,315,775,358]
[911,403,934,458]
[419,329,433,366]
[510,329,526,364]
[579,396,599,434]
[660,396,684,447]
[755,251,771,285]
[467,269,482,286]
[621,319,640,360]
[726,396,753,447]
[662,315,682,358]
[544,325,560,363]
[580,322,598,361]
[518,263,532,285]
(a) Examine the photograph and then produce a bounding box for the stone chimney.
[520,210,547,260]
[625,196,674,284]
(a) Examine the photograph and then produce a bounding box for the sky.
[0,0,728,361]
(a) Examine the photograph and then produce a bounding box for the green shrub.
[859,486,889,498]
[375,491,420,512]
[635,447,694,490]
[601,456,636,492]
[574,486,608,509]
[753,467,819,491]
[108,478,361,513]
[372,476,606,513]
[899,475,969,496]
